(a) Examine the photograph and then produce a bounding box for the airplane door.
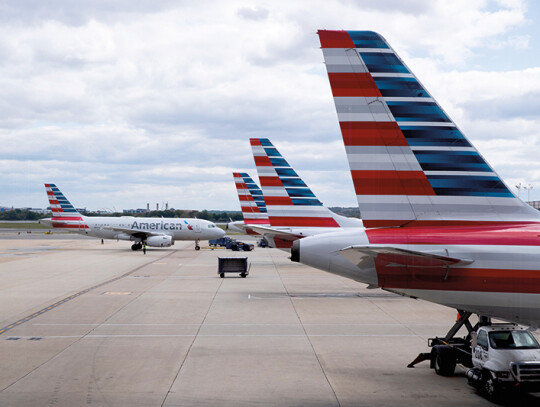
[195,223,201,233]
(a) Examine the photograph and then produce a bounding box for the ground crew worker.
[143,244,147,254]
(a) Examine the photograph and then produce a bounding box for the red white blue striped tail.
[318,30,540,228]
[44,184,88,229]
[250,138,355,228]
[232,172,269,226]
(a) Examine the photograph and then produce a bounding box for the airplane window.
[477,331,488,350]
[489,331,540,349]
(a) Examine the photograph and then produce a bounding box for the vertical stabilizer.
[232,172,269,226]
[250,138,361,228]
[318,30,539,227]
[43,184,87,229]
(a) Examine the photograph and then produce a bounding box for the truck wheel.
[433,346,456,377]
[240,273,246,278]
[220,273,224,278]
[482,374,501,401]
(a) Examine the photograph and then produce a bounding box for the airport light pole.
[516,182,523,198]
[524,184,534,202]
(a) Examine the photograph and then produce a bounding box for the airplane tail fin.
[250,138,360,228]
[318,30,539,228]
[43,184,88,232]
[44,184,82,217]
[232,172,269,226]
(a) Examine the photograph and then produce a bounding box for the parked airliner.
[227,172,270,234]
[249,138,363,248]
[290,30,540,329]
[40,184,224,250]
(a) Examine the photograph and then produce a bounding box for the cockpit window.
[489,331,540,350]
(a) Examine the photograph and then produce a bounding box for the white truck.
[465,324,540,399]
[409,313,540,401]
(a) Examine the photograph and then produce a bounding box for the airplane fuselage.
[42,215,224,242]
[292,222,540,327]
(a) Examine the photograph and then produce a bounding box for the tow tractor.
[408,311,540,401]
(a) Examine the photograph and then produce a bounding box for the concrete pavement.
[0,237,537,406]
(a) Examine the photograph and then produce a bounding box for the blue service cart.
[218,257,250,278]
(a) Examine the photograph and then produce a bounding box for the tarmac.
[0,234,538,406]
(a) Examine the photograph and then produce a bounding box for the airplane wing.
[104,226,167,238]
[339,246,474,268]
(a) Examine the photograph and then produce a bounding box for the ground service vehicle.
[466,325,540,399]
[414,317,540,401]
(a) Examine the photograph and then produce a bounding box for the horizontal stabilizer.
[339,245,473,268]
[245,225,303,240]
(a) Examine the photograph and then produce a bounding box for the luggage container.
[218,257,250,278]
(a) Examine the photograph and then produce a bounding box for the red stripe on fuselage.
[52,216,83,221]
[52,224,89,229]
[375,264,540,294]
[363,219,540,229]
[366,222,540,246]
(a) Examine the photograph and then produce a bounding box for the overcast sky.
[2,0,540,211]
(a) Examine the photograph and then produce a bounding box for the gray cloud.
[0,0,537,209]
[237,6,269,21]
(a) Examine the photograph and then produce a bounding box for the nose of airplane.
[216,227,226,238]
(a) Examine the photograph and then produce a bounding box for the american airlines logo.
[130,221,184,231]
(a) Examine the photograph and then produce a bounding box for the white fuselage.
[43,215,225,242]
[292,228,540,328]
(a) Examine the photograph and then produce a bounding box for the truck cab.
[468,324,540,399]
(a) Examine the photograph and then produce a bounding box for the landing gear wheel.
[195,245,200,251]
[432,346,456,377]
[131,243,142,251]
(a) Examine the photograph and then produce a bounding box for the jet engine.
[146,235,174,247]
